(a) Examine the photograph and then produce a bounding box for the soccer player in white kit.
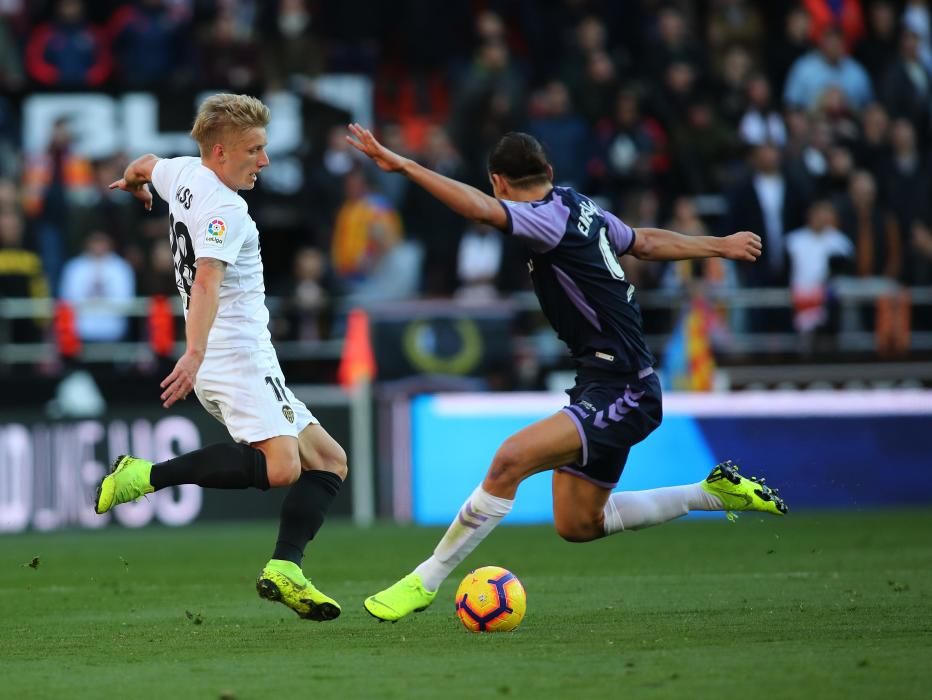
[95,94,346,621]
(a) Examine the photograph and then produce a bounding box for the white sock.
[413,485,513,592]
[603,483,722,535]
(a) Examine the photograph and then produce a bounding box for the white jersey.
[151,156,271,348]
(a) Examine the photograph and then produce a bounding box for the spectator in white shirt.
[785,200,854,333]
[59,230,135,342]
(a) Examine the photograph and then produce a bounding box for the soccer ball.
[454,566,526,632]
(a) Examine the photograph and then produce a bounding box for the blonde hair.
[190,93,270,155]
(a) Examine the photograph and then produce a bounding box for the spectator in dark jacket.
[671,99,737,196]
[260,0,325,92]
[528,80,589,189]
[856,0,900,81]
[881,118,930,284]
[766,5,812,94]
[880,23,932,146]
[196,7,260,89]
[0,14,24,90]
[25,0,111,87]
[109,0,191,88]
[648,6,705,83]
[592,89,666,198]
[853,101,891,173]
[725,142,810,288]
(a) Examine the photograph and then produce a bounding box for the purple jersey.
[499,186,654,372]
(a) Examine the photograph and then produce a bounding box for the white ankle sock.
[603,483,722,534]
[413,485,513,592]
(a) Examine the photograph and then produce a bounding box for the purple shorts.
[559,368,662,488]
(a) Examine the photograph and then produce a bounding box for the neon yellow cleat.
[702,460,788,517]
[256,559,341,621]
[364,573,437,622]
[94,455,154,514]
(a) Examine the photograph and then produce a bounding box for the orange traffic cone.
[338,308,376,388]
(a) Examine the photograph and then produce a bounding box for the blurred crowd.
[0,0,931,358]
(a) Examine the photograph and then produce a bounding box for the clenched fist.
[721,231,763,262]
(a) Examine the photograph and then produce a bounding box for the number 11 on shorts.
[265,376,286,402]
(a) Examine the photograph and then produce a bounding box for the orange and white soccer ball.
[454,566,527,632]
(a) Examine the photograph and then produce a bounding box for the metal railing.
[516,285,932,354]
[0,296,344,364]
[1,285,930,366]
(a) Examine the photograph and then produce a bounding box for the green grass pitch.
[1,510,930,699]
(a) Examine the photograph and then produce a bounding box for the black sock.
[149,443,270,491]
[272,470,343,565]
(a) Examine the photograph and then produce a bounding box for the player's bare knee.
[553,519,577,542]
[556,525,598,543]
[554,516,603,543]
[486,441,524,490]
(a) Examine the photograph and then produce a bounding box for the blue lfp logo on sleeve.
[206,217,226,245]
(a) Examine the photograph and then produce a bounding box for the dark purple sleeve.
[604,210,636,255]
[499,198,570,253]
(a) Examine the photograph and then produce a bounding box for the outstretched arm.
[108,153,160,211]
[630,227,762,263]
[346,123,507,230]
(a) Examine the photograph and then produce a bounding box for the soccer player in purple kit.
[346,126,787,622]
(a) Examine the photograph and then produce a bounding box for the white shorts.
[194,344,318,444]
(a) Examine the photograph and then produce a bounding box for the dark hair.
[488,132,551,186]
[808,197,835,212]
